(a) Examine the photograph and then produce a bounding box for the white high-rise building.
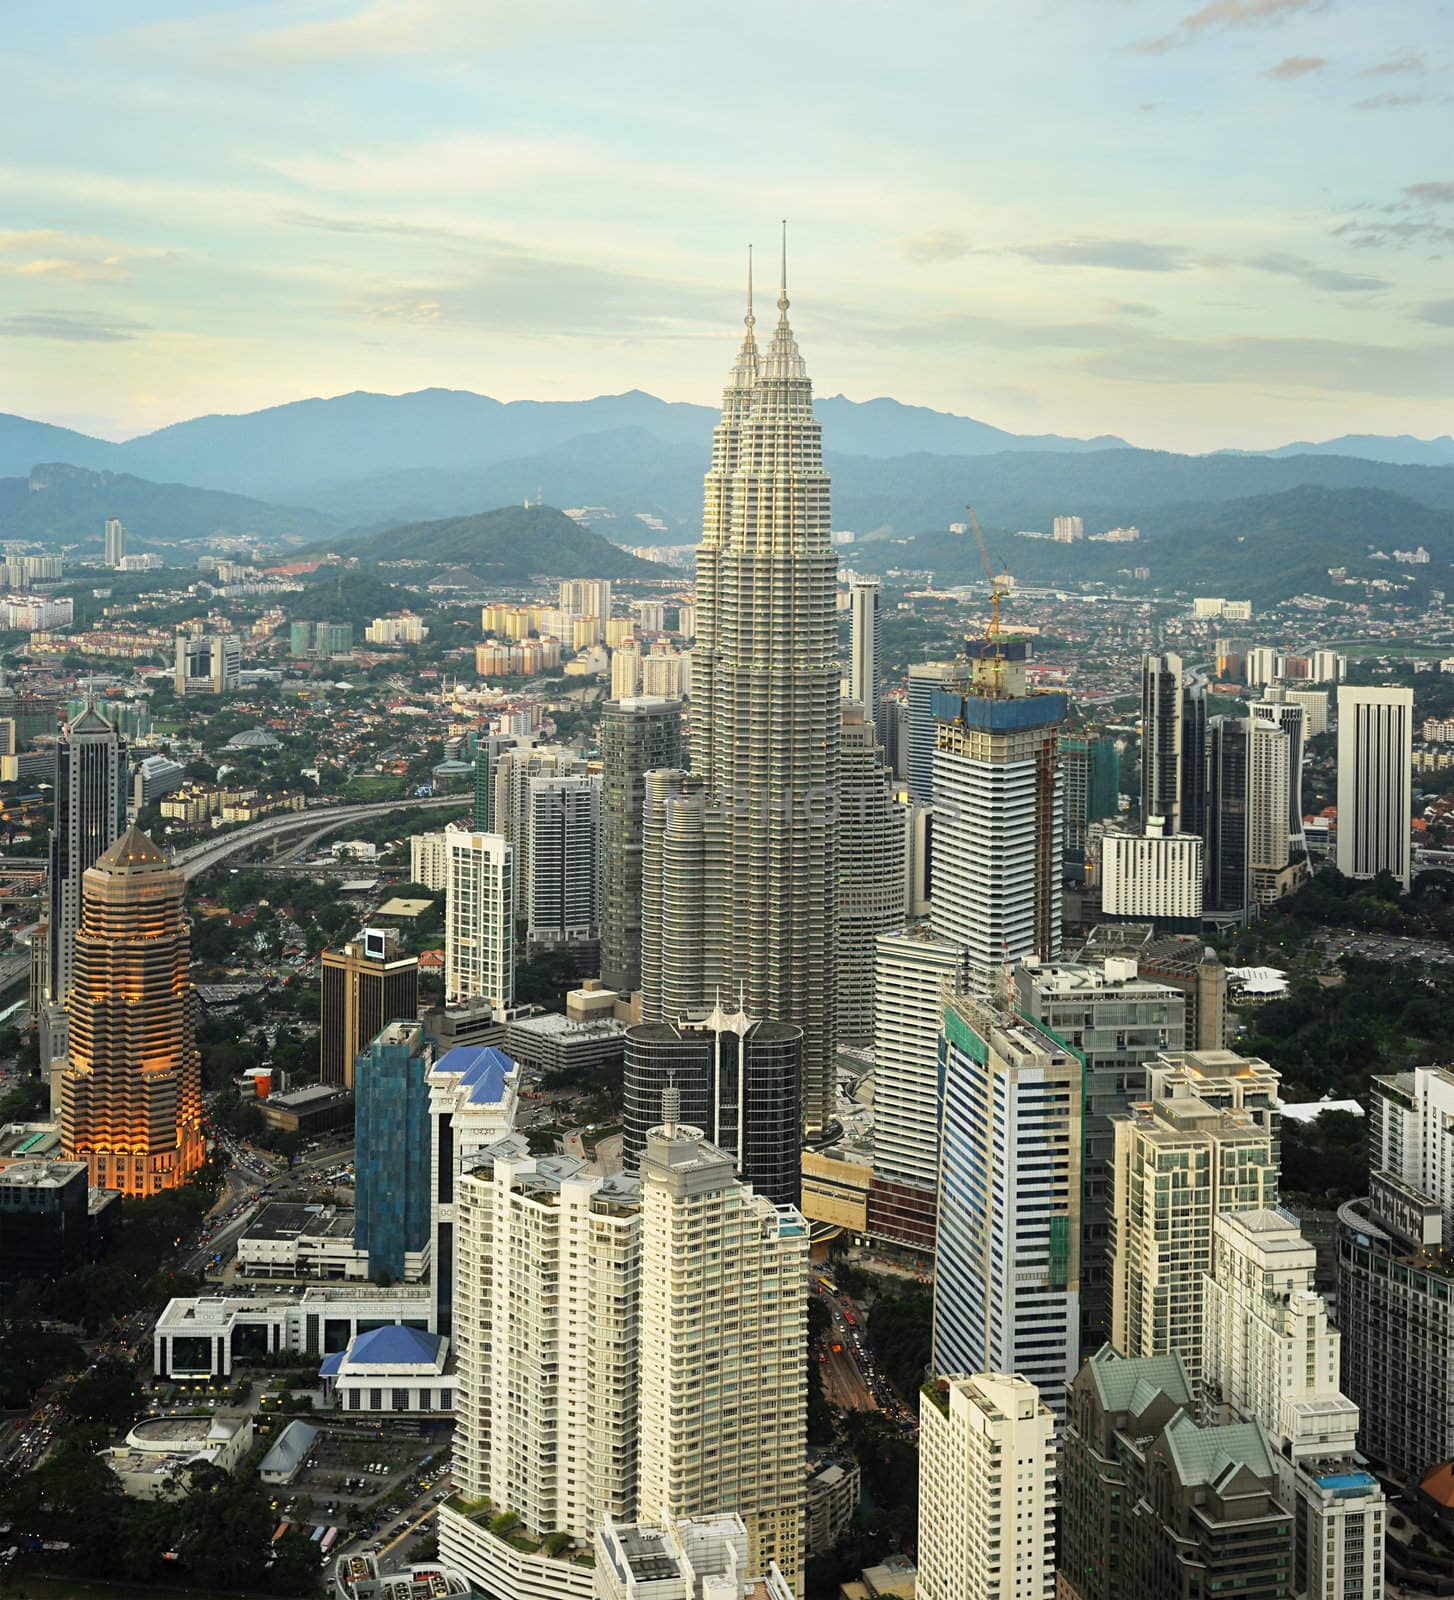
[1099,821,1204,922]
[440,1137,640,1600]
[494,744,585,919]
[611,640,643,699]
[594,1513,795,1600]
[104,516,126,567]
[410,826,464,893]
[934,997,1082,1418]
[1311,649,1347,684]
[836,700,905,1041]
[638,1118,809,1595]
[1204,1209,1385,1600]
[848,577,883,740]
[559,578,612,621]
[1336,685,1413,890]
[1253,697,1306,858]
[1285,687,1329,737]
[526,774,600,948]
[1245,645,1280,687]
[1052,514,1084,543]
[445,832,513,1008]
[1246,714,1293,904]
[917,1372,1056,1600]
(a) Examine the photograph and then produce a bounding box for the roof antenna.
[662,1071,680,1138]
[746,243,755,332]
[778,218,789,316]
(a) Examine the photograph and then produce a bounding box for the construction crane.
[965,502,1013,694]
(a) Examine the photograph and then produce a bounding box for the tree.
[64,1355,142,1430]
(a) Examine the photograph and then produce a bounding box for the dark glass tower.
[1206,715,1250,914]
[623,1006,802,1207]
[353,1019,432,1282]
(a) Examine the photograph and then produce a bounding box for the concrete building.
[594,1513,795,1600]
[1060,734,1120,854]
[235,1201,427,1284]
[104,516,126,567]
[917,1372,1056,1600]
[639,769,708,1026]
[354,1020,433,1284]
[1254,697,1307,860]
[1060,1346,1293,1600]
[559,578,612,621]
[1099,821,1204,925]
[623,1004,802,1208]
[1336,685,1413,890]
[174,631,241,695]
[848,576,883,741]
[804,1459,860,1556]
[906,660,957,805]
[934,997,1081,1416]
[1204,1208,1385,1600]
[1013,956,1185,1350]
[132,754,186,809]
[320,928,419,1091]
[1206,714,1251,917]
[836,699,906,1040]
[929,642,1065,980]
[445,832,513,1008]
[1109,1051,1280,1387]
[526,773,601,949]
[1141,651,1184,832]
[493,744,586,920]
[0,1158,97,1288]
[319,1322,452,1413]
[1285,687,1329,737]
[599,696,682,995]
[410,825,469,893]
[59,826,204,1197]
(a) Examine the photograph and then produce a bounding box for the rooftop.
[0,1157,87,1189]
[431,1043,518,1105]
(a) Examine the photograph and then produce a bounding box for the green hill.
[343,503,673,579]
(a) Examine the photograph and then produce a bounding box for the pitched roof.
[1162,1411,1275,1489]
[1085,1344,1193,1415]
[344,1324,444,1368]
[259,1419,318,1476]
[435,1043,517,1105]
[67,703,116,736]
[93,822,172,875]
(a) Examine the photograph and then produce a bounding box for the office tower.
[639,770,707,1025]
[526,773,601,949]
[445,832,514,1008]
[132,754,185,808]
[1180,671,1208,839]
[558,578,611,620]
[1254,697,1306,857]
[594,1513,795,1600]
[1285,687,1329,737]
[353,1019,433,1283]
[426,1043,520,1337]
[836,700,906,1040]
[1109,1050,1280,1387]
[906,660,957,804]
[1339,1066,1454,1476]
[599,696,682,994]
[58,825,204,1197]
[1060,734,1120,853]
[1099,821,1204,924]
[929,642,1066,978]
[848,576,883,739]
[638,1116,809,1593]
[918,1373,1055,1600]
[173,631,241,695]
[320,928,420,1091]
[104,516,126,567]
[1061,1347,1294,1600]
[440,1137,641,1600]
[1204,1209,1385,1600]
[623,1004,802,1207]
[0,1160,95,1291]
[1336,685,1413,890]
[1140,651,1183,832]
[1014,956,1185,1352]
[1205,714,1250,915]
[47,703,127,1015]
[867,926,965,1251]
[1246,714,1296,907]
[677,252,841,1136]
[934,996,1081,1415]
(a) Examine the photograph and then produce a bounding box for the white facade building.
[445,832,514,1008]
[526,774,601,947]
[1285,687,1329,738]
[1336,685,1413,890]
[848,577,882,739]
[1100,823,1204,921]
[917,1372,1056,1600]
[594,1514,795,1600]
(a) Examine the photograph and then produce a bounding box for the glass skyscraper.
[354,1019,433,1283]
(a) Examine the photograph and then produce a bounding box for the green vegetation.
[0,1320,86,1407]
[284,567,426,628]
[867,1285,933,1406]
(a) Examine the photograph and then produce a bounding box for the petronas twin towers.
[642,241,841,1133]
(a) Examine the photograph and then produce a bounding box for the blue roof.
[436,1044,517,1105]
[318,1351,345,1377]
[345,1324,443,1367]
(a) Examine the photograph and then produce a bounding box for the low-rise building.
[319,1323,453,1414]
[805,1458,860,1555]
[235,1201,429,1283]
[594,1513,796,1600]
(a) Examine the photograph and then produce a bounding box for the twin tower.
[640,246,841,1133]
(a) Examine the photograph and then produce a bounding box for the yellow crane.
[964,502,1012,693]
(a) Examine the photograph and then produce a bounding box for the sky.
[3,0,1454,452]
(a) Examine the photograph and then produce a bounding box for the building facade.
[320,929,420,1091]
[849,576,883,742]
[526,774,601,949]
[1336,685,1413,890]
[445,832,514,1008]
[354,1019,433,1284]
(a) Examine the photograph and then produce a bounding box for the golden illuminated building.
[60,824,205,1196]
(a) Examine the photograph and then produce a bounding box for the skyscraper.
[173,632,241,696]
[638,1115,809,1593]
[622,1003,802,1206]
[836,699,906,1040]
[1253,696,1306,858]
[1246,712,1295,906]
[1140,651,1183,832]
[59,825,204,1196]
[906,660,957,805]
[47,702,127,1014]
[525,773,601,949]
[1060,734,1121,854]
[917,1373,1057,1600]
[1336,684,1413,890]
[934,996,1082,1417]
[600,696,682,994]
[493,743,586,920]
[848,576,883,740]
[929,641,1065,978]
[445,832,513,1008]
[639,770,707,1025]
[1205,714,1251,915]
[663,246,841,1133]
[1179,670,1209,843]
[353,1019,433,1283]
[104,516,126,567]
[320,928,419,1090]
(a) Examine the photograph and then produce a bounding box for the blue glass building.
[354,1019,434,1283]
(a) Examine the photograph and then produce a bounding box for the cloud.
[1333,217,1454,249]
[1414,300,1454,327]
[898,228,970,264]
[1264,55,1327,78]
[1104,301,1163,318]
[1243,252,1389,292]
[1135,0,1327,52]
[279,209,462,239]
[1361,52,1426,76]
[1354,91,1444,110]
[1006,237,1190,272]
[1405,181,1454,205]
[0,312,143,343]
[9,257,128,283]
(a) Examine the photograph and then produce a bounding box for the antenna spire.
[778,219,789,316]
[745,244,755,331]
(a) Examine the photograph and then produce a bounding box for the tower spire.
[778,219,789,318]
[746,243,755,333]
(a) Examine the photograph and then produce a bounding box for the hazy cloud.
[1333,216,1454,249]
[1104,300,1163,318]
[898,228,970,264]
[1136,0,1328,53]
[1414,300,1454,327]
[1264,55,1327,78]
[1354,91,1442,110]
[1406,182,1454,204]
[0,312,143,342]
[280,209,462,239]
[1007,237,1190,272]
[1361,52,1427,76]
[8,257,128,283]
[1244,252,1389,292]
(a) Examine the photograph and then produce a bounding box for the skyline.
[4,0,1453,452]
